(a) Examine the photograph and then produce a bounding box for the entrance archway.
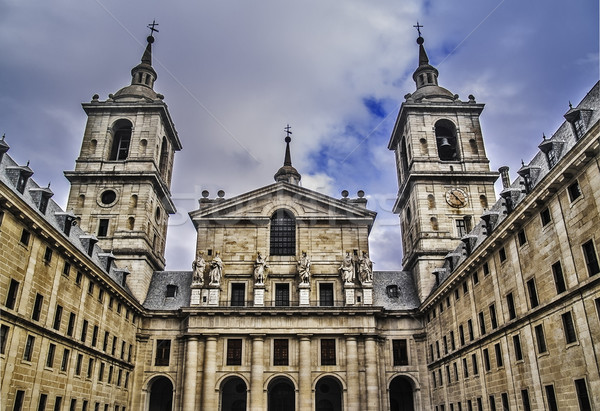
[315,376,343,411]
[221,376,247,411]
[148,376,173,411]
[267,377,295,411]
[389,376,414,411]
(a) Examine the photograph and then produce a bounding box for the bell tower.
[64,25,182,302]
[388,28,498,301]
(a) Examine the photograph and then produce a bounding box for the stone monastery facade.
[1,28,599,411]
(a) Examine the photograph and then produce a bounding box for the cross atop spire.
[413,21,423,37]
[147,20,159,36]
[284,124,292,143]
[274,124,301,185]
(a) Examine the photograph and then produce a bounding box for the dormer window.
[166,285,178,298]
[109,120,133,161]
[386,285,399,298]
[564,107,592,141]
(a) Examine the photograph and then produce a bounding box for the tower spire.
[274,125,301,185]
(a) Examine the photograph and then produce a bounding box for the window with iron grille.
[231,283,245,307]
[275,284,290,306]
[226,339,242,366]
[320,283,334,306]
[269,209,295,256]
[320,339,336,365]
[273,339,289,366]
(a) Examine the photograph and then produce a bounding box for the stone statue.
[192,252,206,286]
[254,251,269,285]
[298,251,311,284]
[358,251,373,283]
[208,252,223,286]
[339,251,355,284]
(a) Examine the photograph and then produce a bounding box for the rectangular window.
[562,312,577,344]
[429,344,434,362]
[117,369,122,386]
[53,305,62,331]
[98,219,109,237]
[320,339,336,365]
[575,378,592,411]
[450,331,455,351]
[459,325,465,346]
[462,281,468,294]
[506,292,516,320]
[501,393,509,411]
[229,283,245,306]
[568,181,582,202]
[76,271,83,286]
[521,389,531,411]
[467,400,472,411]
[540,207,552,226]
[54,397,63,411]
[483,348,491,371]
[155,339,171,366]
[24,335,35,361]
[111,336,117,356]
[67,313,76,337]
[483,262,490,276]
[443,335,448,354]
[37,393,48,411]
[14,390,25,411]
[436,341,440,358]
[61,349,70,372]
[455,288,460,300]
[476,399,483,411]
[81,320,88,343]
[62,262,71,277]
[107,365,113,384]
[226,339,242,365]
[32,293,44,321]
[88,281,94,295]
[273,339,289,366]
[103,332,109,352]
[499,247,507,262]
[128,344,133,362]
[70,399,77,411]
[582,240,599,276]
[98,362,105,382]
[518,229,527,246]
[46,343,56,368]
[0,324,9,354]
[5,279,20,309]
[513,334,523,361]
[446,365,451,383]
[20,229,31,246]
[494,343,503,367]
[527,279,539,308]
[489,395,496,411]
[472,271,479,285]
[456,218,467,237]
[87,358,94,378]
[462,357,469,378]
[75,354,83,375]
[392,339,408,365]
[320,283,334,306]
[535,324,547,353]
[467,319,474,341]
[98,289,104,303]
[120,341,126,359]
[82,400,88,411]
[275,283,290,306]
[43,247,53,263]
[490,304,498,329]
[552,261,567,293]
[545,385,558,411]
[453,362,458,381]
[478,312,486,336]
[91,325,98,347]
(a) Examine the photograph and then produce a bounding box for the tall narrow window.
[490,304,498,329]
[321,339,336,365]
[562,312,577,344]
[435,120,459,161]
[392,339,408,365]
[109,122,132,161]
[20,229,31,246]
[14,390,25,411]
[527,279,539,308]
[155,340,171,366]
[552,261,567,293]
[575,378,592,411]
[506,292,516,320]
[494,343,503,367]
[568,181,582,202]
[535,324,547,353]
[54,397,62,411]
[467,319,474,341]
[489,395,496,411]
[273,339,289,366]
[483,348,491,371]
[46,343,56,368]
[545,385,558,411]
[230,283,245,307]
[24,335,35,361]
[67,313,76,337]
[319,283,334,306]
[6,279,20,310]
[269,209,295,256]
[478,312,486,336]
[75,354,83,375]
[98,219,109,237]
[540,207,552,226]
[275,284,290,306]
[462,358,469,378]
[521,389,531,411]
[0,324,9,355]
[501,393,510,411]
[81,320,88,343]
[61,349,70,372]
[513,334,523,361]
[582,240,599,276]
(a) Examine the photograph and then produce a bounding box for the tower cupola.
[274,125,301,185]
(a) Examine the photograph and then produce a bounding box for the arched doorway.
[315,376,343,411]
[148,376,173,411]
[268,377,295,411]
[389,376,414,411]
[221,376,247,411]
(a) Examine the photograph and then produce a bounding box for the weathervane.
[147,20,159,36]
[413,21,423,37]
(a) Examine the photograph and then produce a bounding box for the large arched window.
[270,209,296,256]
[268,377,295,411]
[315,376,343,411]
[434,120,459,161]
[110,120,133,161]
[221,377,247,411]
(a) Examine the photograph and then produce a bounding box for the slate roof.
[372,271,420,310]
[143,271,193,310]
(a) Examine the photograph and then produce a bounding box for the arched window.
[399,137,409,175]
[389,376,415,411]
[109,120,133,161]
[221,377,247,411]
[159,137,169,177]
[148,376,173,411]
[270,210,296,256]
[315,377,342,411]
[480,195,488,209]
[435,120,459,161]
[430,217,438,231]
[427,194,435,209]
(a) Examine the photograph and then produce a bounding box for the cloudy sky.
[1,0,598,271]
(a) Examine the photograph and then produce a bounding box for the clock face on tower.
[445,188,468,208]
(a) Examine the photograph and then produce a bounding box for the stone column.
[346,336,360,411]
[201,335,218,410]
[182,336,199,410]
[365,337,379,411]
[250,335,265,410]
[298,335,312,410]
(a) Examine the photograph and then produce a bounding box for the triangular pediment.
[189,182,376,226]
